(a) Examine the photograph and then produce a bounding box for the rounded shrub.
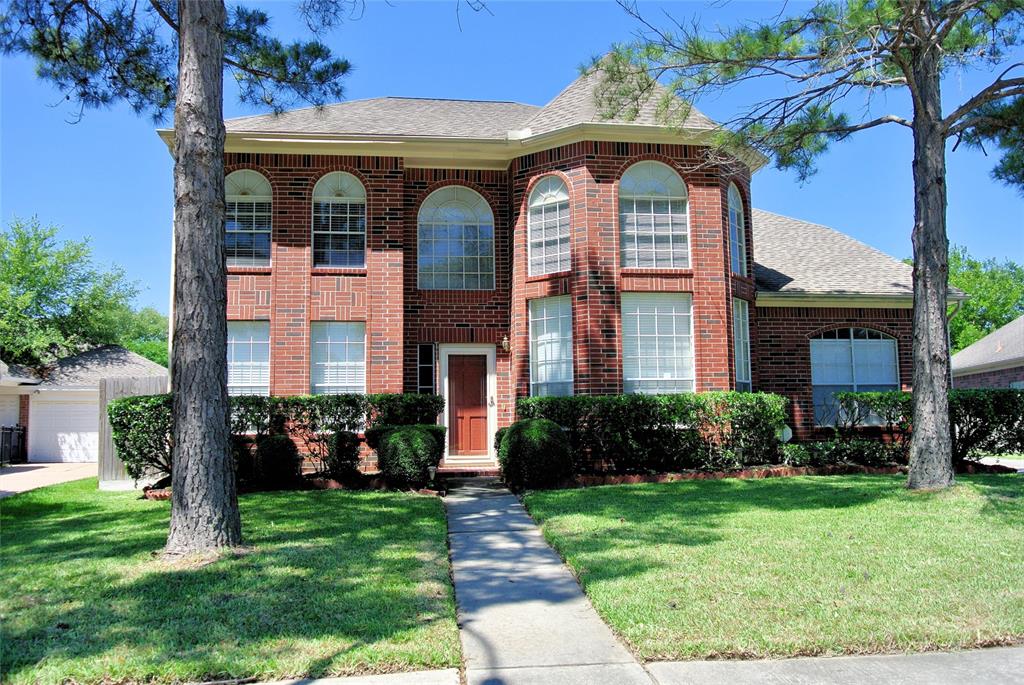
[376,425,440,487]
[498,418,573,490]
[326,430,362,480]
[255,434,303,489]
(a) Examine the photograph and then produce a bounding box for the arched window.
[811,328,899,425]
[312,172,366,268]
[728,183,747,276]
[418,186,495,290]
[619,161,689,269]
[225,170,272,267]
[528,176,570,275]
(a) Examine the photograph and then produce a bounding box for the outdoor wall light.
[501,335,511,353]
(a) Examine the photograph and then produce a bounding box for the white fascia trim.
[952,358,1024,377]
[755,293,916,308]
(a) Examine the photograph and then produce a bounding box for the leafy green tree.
[120,307,170,366]
[947,247,1024,351]
[599,0,1024,489]
[0,216,139,366]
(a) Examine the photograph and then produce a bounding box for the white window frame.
[619,161,690,270]
[728,183,748,276]
[227,321,271,396]
[310,321,366,395]
[417,185,495,291]
[621,292,695,394]
[312,171,367,269]
[225,170,272,268]
[527,176,571,276]
[733,298,752,391]
[529,295,574,397]
[810,327,900,426]
[438,343,497,460]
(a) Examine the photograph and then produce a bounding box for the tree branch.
[943,68,1024,131]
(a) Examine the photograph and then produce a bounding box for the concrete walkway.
[444,478,651,685]
[649,646,1024,684]
[0,462,96,498]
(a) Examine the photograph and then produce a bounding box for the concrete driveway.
[0,463,96,498]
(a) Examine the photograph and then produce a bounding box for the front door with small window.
[449,354,488,455]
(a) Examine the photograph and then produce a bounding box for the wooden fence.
[98,375,168,488]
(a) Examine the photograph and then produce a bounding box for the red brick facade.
[953,365,1024,389]
[224,144,909,454]
[753,305,914,439]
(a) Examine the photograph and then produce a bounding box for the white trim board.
[438,343,497,462]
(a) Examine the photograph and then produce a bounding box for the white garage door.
[29,395,99,462]
[0,395,20,426]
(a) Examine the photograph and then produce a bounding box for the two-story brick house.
[160,69,942,471]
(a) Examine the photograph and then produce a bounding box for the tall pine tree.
[599,0,1023,489]
[0,0,474,553]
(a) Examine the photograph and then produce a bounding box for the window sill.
[312,267,367,276]
[227,266,272,275]
[526,271,572,283]
[620,268,694,277]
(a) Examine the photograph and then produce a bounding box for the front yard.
[524,474,1024,660]
[1,479,460,684]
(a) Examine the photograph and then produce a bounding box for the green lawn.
[1,479,460,684]
[524,474,1024,660]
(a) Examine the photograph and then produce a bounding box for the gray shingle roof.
[951,315,1024,374]
[522,70,717,136]
[226,97,540,139]
[752,209,916,297]
[224,69,718,140]
[32,346,167,388]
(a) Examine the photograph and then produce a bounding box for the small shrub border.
[108,392,446,491]
[517,392,789,474]
[835,389,1024,464]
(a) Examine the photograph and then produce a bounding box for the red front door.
[449,355,488,455]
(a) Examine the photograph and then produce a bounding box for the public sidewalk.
[444,478,651,685]
[0,462,95,498]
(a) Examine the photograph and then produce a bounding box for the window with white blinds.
[227,321,270,395]
[733,298,752,391]
[418,185,495,290]
[619,161,689,269]
[728,183,747,276]
[312,172,366,268]
[811,328,899,425]
[225,170,272,267]
[528,176,571,275]
[621,293,695,394]
[529,296,574,397]
[310,322,366,394]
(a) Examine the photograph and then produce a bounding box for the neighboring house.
[0,346,167,463]
[952,315,1024,389]
[159,68,962,468]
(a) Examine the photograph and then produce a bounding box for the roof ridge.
[224,95,539,124]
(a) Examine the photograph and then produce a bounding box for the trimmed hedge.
[107,394,174,481]
[107,392,447,488]
[835,389,1024,464]
[376,425,441,487]
[516,392,789,474]
[498,418,573,490]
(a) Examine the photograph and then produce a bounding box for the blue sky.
[2,0,1021,312]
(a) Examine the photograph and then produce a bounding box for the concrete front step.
[437,459,500,477]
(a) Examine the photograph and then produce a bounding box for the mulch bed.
[572,461,1017,488]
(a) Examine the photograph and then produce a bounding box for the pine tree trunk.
[907,41,955,490]
[165,0,241,554]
